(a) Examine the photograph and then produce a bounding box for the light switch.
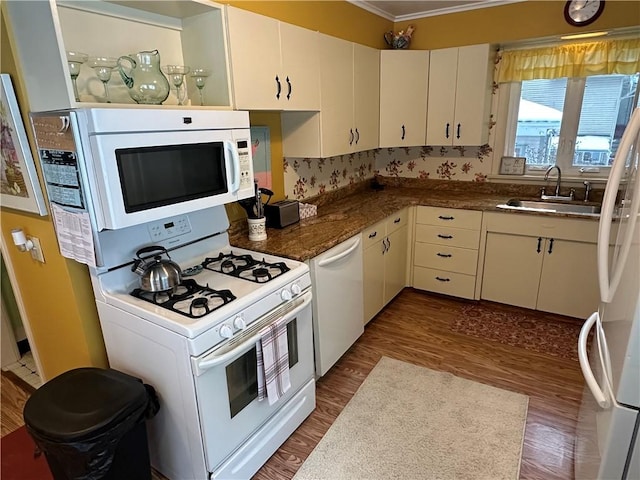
[27,236,45,263]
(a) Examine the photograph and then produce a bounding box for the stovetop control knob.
[219,324,233,339]
[291,283,302,295]
[280,288,292,301]
[233,316,246,330]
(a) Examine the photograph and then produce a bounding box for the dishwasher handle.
[317,237,361,267]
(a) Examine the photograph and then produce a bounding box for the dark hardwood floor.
[1,289,586,480]
[254,288,585,480]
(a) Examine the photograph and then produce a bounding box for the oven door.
[191,292,314,471]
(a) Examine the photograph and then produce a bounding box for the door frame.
[0,237,43,378]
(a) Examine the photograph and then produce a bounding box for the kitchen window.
[497,37,640,179]
[504,73,639,177]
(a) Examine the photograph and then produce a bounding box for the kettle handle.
[135,245,170,260]
[117,55,136,88]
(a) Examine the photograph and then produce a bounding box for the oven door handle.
[193,292,312,375]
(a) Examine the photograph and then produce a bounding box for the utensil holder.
[248,217,267,241]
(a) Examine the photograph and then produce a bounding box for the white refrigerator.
[575,107,640,480]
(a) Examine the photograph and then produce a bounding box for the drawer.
[362,219,386,250]
[386,209,408,235]
[416,206,482,230]
[414,243,478,275]
[415,225,480,249]
[413,266,476,299]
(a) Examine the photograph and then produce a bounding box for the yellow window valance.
[496,38,640,83]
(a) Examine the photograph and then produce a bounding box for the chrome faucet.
[543,165,562,197]
[583,181,592,203]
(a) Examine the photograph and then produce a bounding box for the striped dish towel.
[256,317,291,405]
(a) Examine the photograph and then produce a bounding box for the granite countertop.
[228,177,602,262]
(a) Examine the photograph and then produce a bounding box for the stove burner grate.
[202,252,290,283]
[130,279,236,319]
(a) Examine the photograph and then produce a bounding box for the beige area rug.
[294,357,529,480]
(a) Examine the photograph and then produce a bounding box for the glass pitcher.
[117,50,170,105]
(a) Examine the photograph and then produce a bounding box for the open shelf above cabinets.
[5,0,232,111]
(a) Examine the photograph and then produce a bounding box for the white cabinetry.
[4,0,231,111]
[363,209,409,324]
[480,212,600,318]
[226,7,319,111]
[281,35,380,158]
[413,206,482,299]
[379,50,429,148]
[310,235,364,376]
[426,44,493,146]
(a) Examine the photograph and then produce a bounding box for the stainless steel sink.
[497,199,601,215]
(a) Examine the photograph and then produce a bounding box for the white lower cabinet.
[362,209,408,324]
[480,212,600,318]
[412,206,482,300]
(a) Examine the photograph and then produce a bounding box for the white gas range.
[90,206,315,480]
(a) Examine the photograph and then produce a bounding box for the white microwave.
[31,108,254,231]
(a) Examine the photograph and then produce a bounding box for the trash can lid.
[24,368,149,441]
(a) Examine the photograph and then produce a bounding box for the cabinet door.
[363,241,385,324]
[353,44,380,152]
[319,34,354,158]
[453,44,491,146]
[384,225,408,305]
[279,22,320,111]
[537,240,599,318]
[425,47,457,146]
[227,7,281,110]
[379,50,429,148]
[481,232,543,310]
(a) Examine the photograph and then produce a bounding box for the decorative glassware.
[66,51,88,102]
[88,56,118,103]
[117,50,171,105]
[162,65,190,105]
[190,68,211,106]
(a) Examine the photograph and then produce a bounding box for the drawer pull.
[369,231,377,238]
[438,215,455,220]
[394,218,401,223]
[436,253,452,258]
[437,234,453,239]
[435,276,451,282]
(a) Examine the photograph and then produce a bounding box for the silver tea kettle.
[132,246,182,292]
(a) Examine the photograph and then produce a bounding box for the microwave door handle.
[193,292,312,375]
[225,140,241,193]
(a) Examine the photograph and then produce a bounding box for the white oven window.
[226,319,299,418]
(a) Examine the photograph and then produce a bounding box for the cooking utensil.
[132,246,182,292]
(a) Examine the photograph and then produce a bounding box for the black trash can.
[23,367,159,480]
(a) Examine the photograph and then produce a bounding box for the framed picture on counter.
[250,126,272,190]
[1,74,47,215]
[499,156,526,176]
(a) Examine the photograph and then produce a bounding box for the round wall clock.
[564,0,605,27]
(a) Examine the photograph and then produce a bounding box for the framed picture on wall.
[250,126,272,190]
[1,74,47,215]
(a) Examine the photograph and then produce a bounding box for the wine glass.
[190,68,211,106]
[88,56,118,103]
[162,65,190,105]
[66,51,88,102]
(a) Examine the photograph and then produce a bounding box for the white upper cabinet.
[281,34,379,158]
[426,44,493,146]
[353,43,380,153]
[379,50,429,148]
[4,0,231,111]
[226,7,320,111]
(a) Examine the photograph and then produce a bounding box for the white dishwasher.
[310,234,364,376]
